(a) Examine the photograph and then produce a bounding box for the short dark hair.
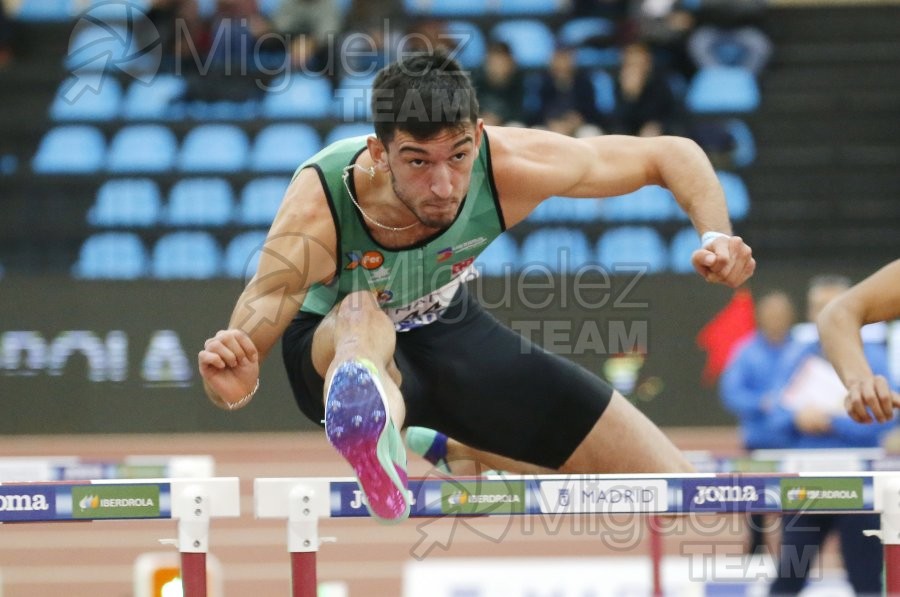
[371,51,479,145]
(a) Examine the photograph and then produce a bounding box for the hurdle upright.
[256,472,900,596]
[0,476,240,597]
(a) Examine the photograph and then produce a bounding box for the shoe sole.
[325,359,409,522]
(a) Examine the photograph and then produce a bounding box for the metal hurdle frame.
[0,477,240,597]
[255,472,900,597]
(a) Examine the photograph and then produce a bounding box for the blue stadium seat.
[590,70,616,114]
[261,75,333,119]
[251,124,321,173]
[84,0,152,21]
[490,20,555,69]
[558,17,615,46]
[17,0,74,21]
[51,76,122,121]
[107,124,177,173]
[686,67,760,113]
[88,178,162,227]
[669,227,700,273]
[725,119,756,168]
[65,23,130,72]
[178,124,249,172]
[404,0,489,17]
[497,0,559,14]
[526,196,603,223]
[717,170,750,220]
[122,76,186,120]
[596,226,668,273]
[166,178,234,226]
[446,21,486,69]
[519,228,592,273]
[325,124,374,146]
[333,73,376,121]
[224,231,269,278]
[72,232,148,279]
[33,126,106,174]
[238,178,290,225]
[475,234,518,276]
[151,232,222,279]
[599,186,677,221]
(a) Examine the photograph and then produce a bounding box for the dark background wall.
[3,265,891,434]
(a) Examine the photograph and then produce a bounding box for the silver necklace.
[341,164,418,233]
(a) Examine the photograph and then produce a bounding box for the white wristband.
[226,378,259,411]
[701,231,730,248]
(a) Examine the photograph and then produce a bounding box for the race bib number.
[387,265,478,331]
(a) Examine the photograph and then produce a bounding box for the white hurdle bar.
[0,477,240,597]
[0,455,215,482]
[256,473,900,597]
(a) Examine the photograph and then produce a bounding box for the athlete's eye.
[452,153,467,161]
[409,159,426,168]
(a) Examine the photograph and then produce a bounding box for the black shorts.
[281,286,614,469]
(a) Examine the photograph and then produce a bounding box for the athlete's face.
[375,122,483,229]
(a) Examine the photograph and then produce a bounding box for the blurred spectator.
[572,0,628,19]
[0,0,13,68]
[720,290,796,556]
[721,291,797,452]
[624,0,696,78]
[146,0,212,72]
[610,42,676,136]
[176,0,273,103]
[271,0,343,72]
[272,0,341,37]
[404,19,447,53]
[207,0,271,66]
[763,275,892,596]
[530,46,600,137]
[471,42,526,126]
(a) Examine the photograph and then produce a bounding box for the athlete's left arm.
[487,126,755,288]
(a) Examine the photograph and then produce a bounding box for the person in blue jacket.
[721,290,798,450]
[766,275,894,596]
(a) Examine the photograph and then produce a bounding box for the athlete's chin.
[417,205,458,229]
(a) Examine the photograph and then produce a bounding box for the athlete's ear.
[473,119,485,156]
[367,135,390,172]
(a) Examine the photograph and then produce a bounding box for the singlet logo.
[345,250,384,270]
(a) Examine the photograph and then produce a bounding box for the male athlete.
[198,52,755,522]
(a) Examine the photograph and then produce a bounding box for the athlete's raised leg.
[312,290,411,522]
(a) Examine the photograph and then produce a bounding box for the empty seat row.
[17,0,352,21]
[50,73,379,122]
[75,226,701,280]
[88,177,290,228]
[32,123,374,174]
[525,174,749,223]
[72,231,269,279]
[476,227,704,275]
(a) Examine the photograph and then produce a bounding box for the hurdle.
[0,454,215,482]
[255,472,900,596]
[0,477,240,597]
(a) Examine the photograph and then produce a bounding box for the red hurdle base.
[292,551,318,597]
[181,552,208,597]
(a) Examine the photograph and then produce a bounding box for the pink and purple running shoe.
[325,359,410,523]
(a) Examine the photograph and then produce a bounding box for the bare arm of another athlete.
[817,259,900,423]
[486,127,755,288]
[198,168,338,410]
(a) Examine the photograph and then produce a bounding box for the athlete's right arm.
[199,168,338,410]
